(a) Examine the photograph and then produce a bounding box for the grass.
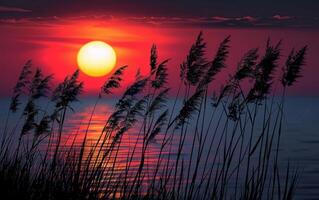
[0,32,307,200]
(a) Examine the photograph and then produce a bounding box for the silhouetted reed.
[282,46,307,87]
[51,69,83,169]
[0,60,32,153]
[183,31,207,86]
[0,32,308,200]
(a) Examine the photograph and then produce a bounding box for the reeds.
[0,33,307,200]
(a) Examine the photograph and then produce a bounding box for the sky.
[0,1,318,96]
[1,1,319,19]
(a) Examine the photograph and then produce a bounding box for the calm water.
[0,96,318,199]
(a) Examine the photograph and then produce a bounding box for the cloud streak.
[0,14,318,28]
[273,15,293,20]
[0,6,31,13]
[123,15,319,28]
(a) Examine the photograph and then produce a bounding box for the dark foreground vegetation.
[0,32,307,199]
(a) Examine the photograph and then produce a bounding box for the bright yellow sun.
[77,41,117,77]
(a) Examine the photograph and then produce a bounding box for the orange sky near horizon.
[0,18,318,97]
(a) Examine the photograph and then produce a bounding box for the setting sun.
[77,41,116,77]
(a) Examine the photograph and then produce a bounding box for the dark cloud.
[0,0,318,27]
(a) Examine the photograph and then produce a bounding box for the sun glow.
[77,41,117,77]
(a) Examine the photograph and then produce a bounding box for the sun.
[77,41,117,77]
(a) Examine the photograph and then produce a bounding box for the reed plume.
[51,70,83,112]
[101,65,127,96]
[282,46,307,87]
[147,109,168,143]
[10,60,32,112]
[234,48,259,81]
[51,69,83,169]
[222,48,259,119]
[152,60,169,89]
[183,31,207,86]
[116,78,148,112]
[21,68,52,135]
[111,96,148,148]
[246,40,281,102]
[150,44,158,73]
[34,115,51,137]
[198,36,230,89]
[172,88,204,129]
[104,75,148,137]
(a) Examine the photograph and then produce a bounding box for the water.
[0,96,318,199]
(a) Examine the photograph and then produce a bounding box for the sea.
[0,96,318,199]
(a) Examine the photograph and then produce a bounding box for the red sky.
[0,18,318,97]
